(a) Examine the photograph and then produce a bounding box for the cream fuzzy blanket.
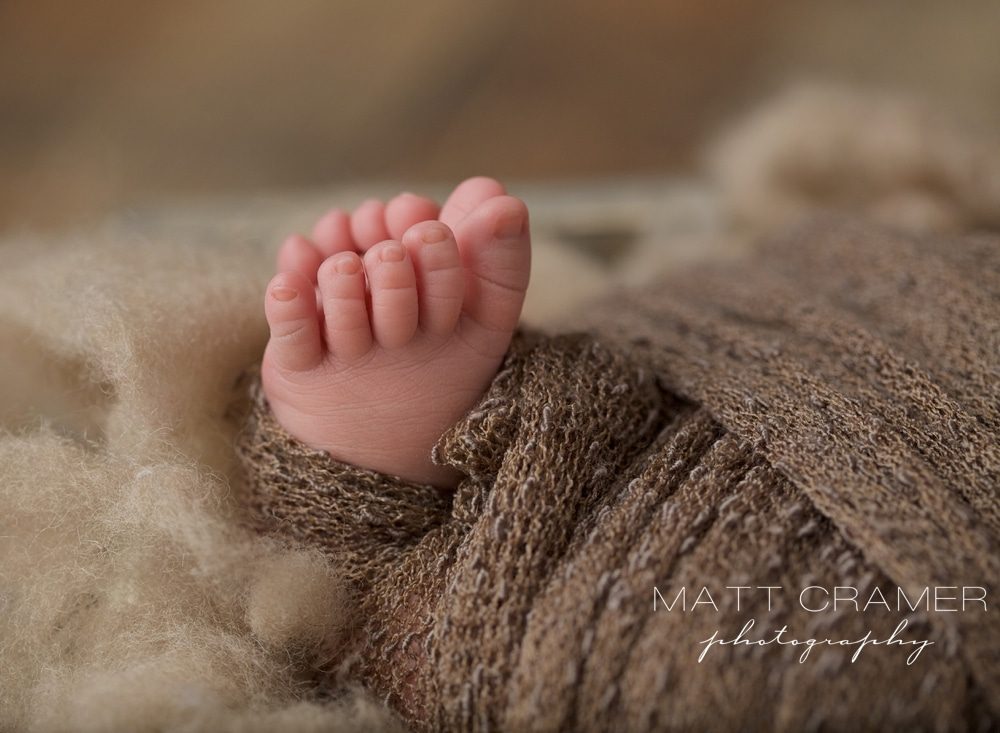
[2,86,998,731]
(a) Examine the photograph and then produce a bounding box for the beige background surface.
[3,1,1000,233]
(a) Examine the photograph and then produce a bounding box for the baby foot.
[261,177,531,488]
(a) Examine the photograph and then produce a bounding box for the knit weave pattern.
[237,218,999,732]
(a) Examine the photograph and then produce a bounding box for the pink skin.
[261,177,531,488]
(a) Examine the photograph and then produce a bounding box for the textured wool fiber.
[709,84,1000,235]
[0,236,403,731]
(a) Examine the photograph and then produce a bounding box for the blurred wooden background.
[3,0,1000,233]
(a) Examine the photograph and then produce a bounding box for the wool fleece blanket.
[1,86,999,732]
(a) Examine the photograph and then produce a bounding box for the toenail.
[334,255,360,275]
[379,244,405,262]
[420,225,448,244]
[271,286,297,301]
[495,212,524,239]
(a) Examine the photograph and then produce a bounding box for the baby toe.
[311,209,356,257]
[385,192,440,240]
[317,252,373,363]
[364,241,419,349]
[453,195,531,356]
[350,198,390,251]
[439,176,507,229]
[402,221,464,337]
[276,234,324,283]
[264,271,324,372]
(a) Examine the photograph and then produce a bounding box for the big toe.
[453,195,531,356]
[439,176,506,229]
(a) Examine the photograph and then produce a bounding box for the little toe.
[350,199,390,251]
[440,176,507,229]
[364,241,419,349]
[312,209,356,257]
[402,221,464,336]
[385,192,440,240]
[453,195,531,355]
[317,252,373,362]
[264,271,324,371]
[277,234,324,283]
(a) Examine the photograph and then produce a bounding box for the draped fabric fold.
[237,218,999,731]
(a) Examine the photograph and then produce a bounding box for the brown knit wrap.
[236,218,999,732]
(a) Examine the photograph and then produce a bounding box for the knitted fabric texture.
[236,218,999,732]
